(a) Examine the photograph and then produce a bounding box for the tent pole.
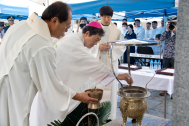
[163,15,167,30]
[163,9,167,30]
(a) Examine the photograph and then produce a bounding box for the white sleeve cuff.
[100,71,117,86]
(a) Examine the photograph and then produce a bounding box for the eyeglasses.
[66,23,71,30]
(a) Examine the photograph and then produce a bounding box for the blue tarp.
[72,14,95,20]
[72,7,178,22]
[125,7,178,19]
[0,0,176,20]
[0,4,28,20]
[69,0,175,15]
[72,13,134,21]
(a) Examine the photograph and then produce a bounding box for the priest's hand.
[72,92,98,104]
[99,43,111,51]
[117,73,133,85]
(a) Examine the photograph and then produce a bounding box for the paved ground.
[116,89,173,126]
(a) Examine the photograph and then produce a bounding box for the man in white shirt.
[121,22,128,37]
[113,22,117,27]
[146,21,161,40]
[158,19,166,34]
[144,22,151,39]
[134,19,145,39]
[123,19,127,23]
[120,19,127,32]
[0,2,97,126]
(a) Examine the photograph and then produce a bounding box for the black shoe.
[106,119,112,123]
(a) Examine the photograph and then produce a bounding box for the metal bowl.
[85,89,103,109]
[118,86,148,98]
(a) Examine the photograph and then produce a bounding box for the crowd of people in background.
[117,17,177,96]
[118,17,176,67]
[0,13,176,73]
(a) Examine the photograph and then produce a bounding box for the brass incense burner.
[86,89,103,109]
[108,40,160,126]
[118,86,150,126]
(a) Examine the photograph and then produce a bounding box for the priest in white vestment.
[145,21,161,40]
[0,2,98,126]
[134,19,145,39]
[29,21,133,126]
[158,19,166,34]
[56,21,133,113]
[87,6,126,120]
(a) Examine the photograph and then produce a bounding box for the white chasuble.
[29,32,116,126]
[88,22,126,120]
[0,13,76,126]
[56,32,116,113]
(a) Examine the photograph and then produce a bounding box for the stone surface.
[104,113,171,126]
[172,0,189,125]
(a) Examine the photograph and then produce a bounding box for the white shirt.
[122,29,128,37]
[121,27,127,37]
[144,28,151,39]
[134,26,145,39]
[158,26,166,34]
[0,13,76,126]
[146,28,161,40]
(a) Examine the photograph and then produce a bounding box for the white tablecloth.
[118,67,174,96]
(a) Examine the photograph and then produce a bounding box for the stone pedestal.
[172,0,189,125]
